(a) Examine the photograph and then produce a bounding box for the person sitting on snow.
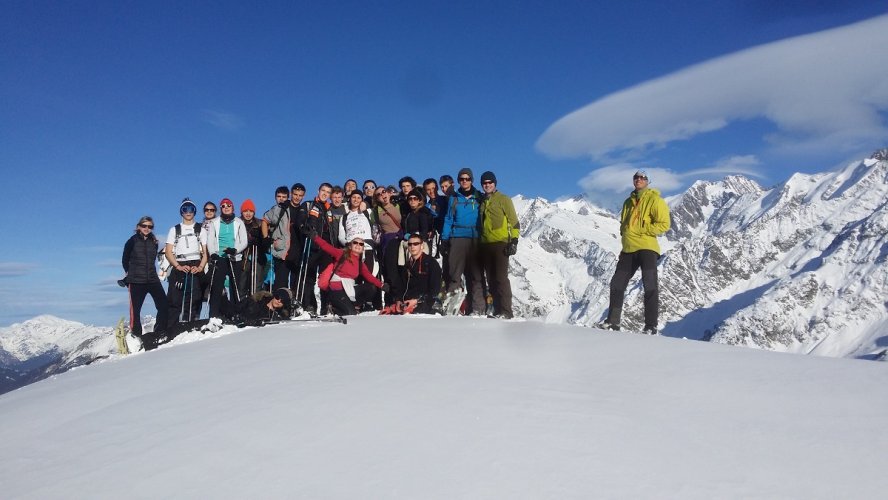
[382,233,442,315]
[234,288,295,326]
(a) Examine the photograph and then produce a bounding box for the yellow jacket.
[619,188,670,254]
[481,191,520,244]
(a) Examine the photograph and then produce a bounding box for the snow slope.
[1,316,886,499]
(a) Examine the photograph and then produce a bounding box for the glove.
[262,237,273,251]
[439,240,450,256]
[381,283,391,294]
[302,226,317,239]
[210,254,221,263]
[505,239,518,256]
[117,277,128,288]
[224,247,237,256]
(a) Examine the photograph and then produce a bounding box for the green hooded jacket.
[481,190,520,244]
[619,188,670,254]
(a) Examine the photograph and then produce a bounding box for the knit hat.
[241,199,256,212]
[180,198,197,214]
[220,197,234,208]
[273,288,293,309]
[480,171,497,184]
[634,170,650,181]
[349,190,364,199]
[457,167,473,180]
[406,188,426,203]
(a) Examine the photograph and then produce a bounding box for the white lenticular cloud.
[537,14,888,160]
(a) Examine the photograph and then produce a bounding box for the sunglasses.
[407,196,421,201]
[220,203,233,208]
[458,177,471,182]
[633,175,648,181]
[139,224,153,229]
[481,180,494,185]
[204,207,216,212]
[407,241,422,247]
[351,241,365,247]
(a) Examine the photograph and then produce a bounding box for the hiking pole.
[206,258,217,317]
[295,239,312,305]
[186,271,194,322]
[251,244,258,295]
[179,272,188,323]
[227,256,241,303]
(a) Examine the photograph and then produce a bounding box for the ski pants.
[606,250,660,330]
[167,263,204,326]
[129,282,168,337]
[447,238,486,314]
[273,257,302,293]
[208,256,244,319]
[479,242,513,317]
[329,284,378,316]
[298,248,332,314]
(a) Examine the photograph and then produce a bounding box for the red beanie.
[220,198,234,208]
[241,199,256,212]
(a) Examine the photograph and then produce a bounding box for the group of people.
[122,168,671,350]
[121,169,523,349]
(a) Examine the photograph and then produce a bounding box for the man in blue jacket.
[441,167,486,315]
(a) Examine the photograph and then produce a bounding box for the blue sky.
[1,0,886,326]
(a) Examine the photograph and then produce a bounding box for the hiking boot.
[596,322,620,331]
[642,327,658,335]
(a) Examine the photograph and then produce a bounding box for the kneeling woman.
[312,233,388,315]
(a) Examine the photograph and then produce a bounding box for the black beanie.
[480,171,497,184]
[457,167,473,180]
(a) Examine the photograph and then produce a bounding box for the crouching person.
[384,234,442,315]
[235,288,294,326]
[310,231,388,316]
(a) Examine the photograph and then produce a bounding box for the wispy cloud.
[537,14,888,162]
[0,262,38,278]
[202,109,244,131]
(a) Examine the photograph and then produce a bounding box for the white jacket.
[205,217,248,261]
[338,209,375,247]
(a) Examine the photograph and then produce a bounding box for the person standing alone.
[602,170,670,335]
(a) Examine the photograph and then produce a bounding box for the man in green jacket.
[479,170,520,319]
[603,170,670,334]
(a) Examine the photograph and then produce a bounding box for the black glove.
[505,239,518,256]
[224,247,237,256]
[210,254,221,263]
[439,240,450,256]
[117,277,128,288]
[302,226,317,239]
[381,283,391,294]
[262,237,273,251]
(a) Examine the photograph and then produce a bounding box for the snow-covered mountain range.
[2,151,887,394]
[0,316,116,394]
[511,149,888,359]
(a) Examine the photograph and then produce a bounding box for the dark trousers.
[167,263,203,327]
[447,238,486,314]
[238,246,265,296]
[129,282,169,337]
[479,242,513,317]
[298,249,332,313]
[273,256,302,292]
[607,250,660,330]
[329,284,378,316]
[209,256,244,319]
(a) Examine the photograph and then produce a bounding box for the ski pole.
[206,259,217,317]
[179,271,187,323]
[227,256,241,303]
[186,272,194,322]
[295,239,311,305]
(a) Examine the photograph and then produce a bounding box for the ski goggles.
[180,204,197,214]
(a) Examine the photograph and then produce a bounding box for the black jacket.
[296,198,334,250]
[395,253,442,312]
[403,206,435,241]
[235,291,292,325]
[122,233,160,284]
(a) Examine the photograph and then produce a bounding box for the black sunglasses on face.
[407,241,422,247]
[634,176,648,181]
[458,177,471,182]
[204,207,216,212]
[139,224,153,229]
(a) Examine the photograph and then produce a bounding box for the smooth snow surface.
[1,316,886,499]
